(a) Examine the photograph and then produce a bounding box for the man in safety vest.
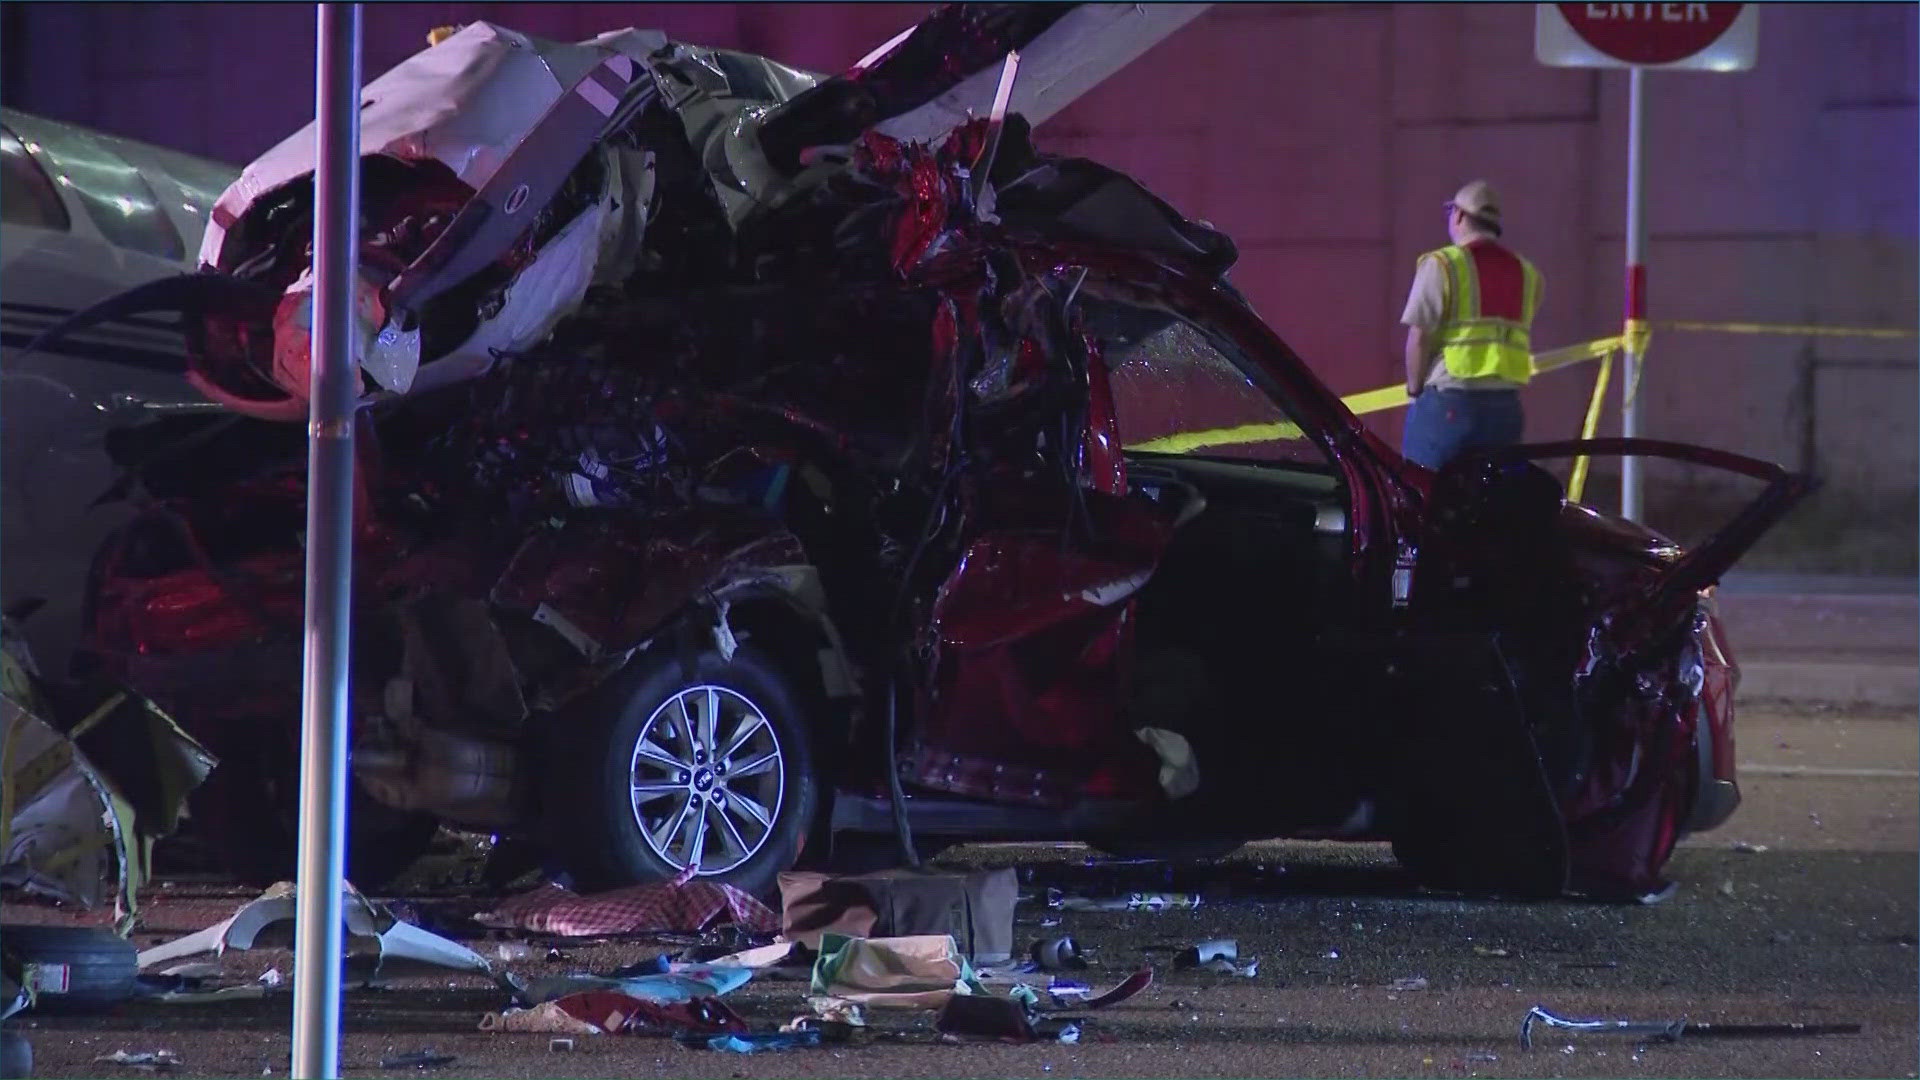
[1399,180,1543,470]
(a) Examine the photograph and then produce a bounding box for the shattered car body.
[65,4,1811,900]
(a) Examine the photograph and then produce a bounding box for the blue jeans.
[1401,388,1524,470]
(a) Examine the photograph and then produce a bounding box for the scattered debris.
[1172,939,1255,976]
[1030,936,1087,971]
[1079,968,1152,1009]
[937,993,1039,1042]
[483,991,748,1036]
[136,882,491,981]
[811,934,987,1009]
[493,942,534,963]
[1731,842,1769,854]
[1048,890,1200,912]
[93,1050,180,1072]
[506,961,753,1008]
[547,1038,575,1053]
[1389,977,1430,992]
[257,968,284,988]
[1045,978,1090,1005]
[1521,1005,1864,1049]
[699,1030,823,1053]
[778,868,1018,962]
[379,1051,455,1070]
[477,875,777,938]
[1174,939,1237,969]
[2,647,215,926]
[1472,945,1512,958]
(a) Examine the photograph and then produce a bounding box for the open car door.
[1363,437,1814,898]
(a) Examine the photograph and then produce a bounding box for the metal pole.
[1620,64,1647,522]
[291,4,361,1078]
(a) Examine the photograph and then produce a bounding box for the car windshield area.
[1089,298,1332,474]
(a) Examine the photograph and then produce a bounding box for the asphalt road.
[8,705,1915,1079]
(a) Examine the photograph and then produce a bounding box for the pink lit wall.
[7,3,1915,525]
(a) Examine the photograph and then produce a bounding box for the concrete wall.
[8,3,1915,561]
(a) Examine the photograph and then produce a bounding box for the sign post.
[1535,3,1757,521]
[291,4,361,1078]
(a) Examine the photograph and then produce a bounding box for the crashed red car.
[58,5,1812,900]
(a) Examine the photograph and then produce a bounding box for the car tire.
[542,646,817,899]
[1,926,136,1011]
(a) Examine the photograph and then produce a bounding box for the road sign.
[1536,4,1758,71]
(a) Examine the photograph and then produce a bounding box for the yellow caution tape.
[1654,320,1919,340]
[1127,335,1628,455]
[1566,351,1615,505]
[1122,317,1914,466]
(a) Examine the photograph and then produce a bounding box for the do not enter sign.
[1536,3,1757,70]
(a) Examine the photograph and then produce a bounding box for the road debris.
[1030,936,1087,971]
[1731,841,1769,854]
[1389,977,1430,992]
[483,990,748,1036]
[505,961,753,1007]
[1521,1005,1865,1049]
[811,933,987,1009]
[777,868,1018,962]
[1472,945,1512,958]
[378,1050,455,1070]
[476,873,777,938]
[2,634,215,928]
[1174,939,1256,976]
[136,882,490,981]
[1047,889,1200,912]
[93,1050,180,1072]
[698,1030,824,1053]
[547,1038,574,1052]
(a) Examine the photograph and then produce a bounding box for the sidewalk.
[1715,583,1917,709]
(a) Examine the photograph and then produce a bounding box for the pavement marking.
[1739,763,1920,779]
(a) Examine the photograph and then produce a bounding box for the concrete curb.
[1737,660,1918,710]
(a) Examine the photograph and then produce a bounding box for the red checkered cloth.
[477,876,778,938]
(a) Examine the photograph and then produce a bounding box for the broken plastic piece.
[136,882,491,980]
[94,1050,180,1071]
[701,1030,823,1053]
[1050,891,1199,912]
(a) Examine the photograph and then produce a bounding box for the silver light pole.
[1620,64,1647,522]
[291,4,361,1077]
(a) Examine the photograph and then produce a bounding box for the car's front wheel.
[542,646,817,897]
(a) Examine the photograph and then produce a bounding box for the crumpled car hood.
[200,23,686,266]
[175,4,1208,422]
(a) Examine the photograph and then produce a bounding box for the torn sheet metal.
[2,633,215,925]
[199,23,668,265]
[135,881,491,979]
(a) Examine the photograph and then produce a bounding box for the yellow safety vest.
[1421,242,1542,384]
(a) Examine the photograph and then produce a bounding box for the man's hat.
[1446,180,1502,229]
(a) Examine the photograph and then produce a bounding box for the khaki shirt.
[1400,234,1532,392]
